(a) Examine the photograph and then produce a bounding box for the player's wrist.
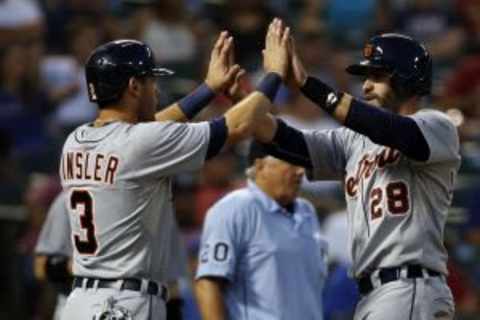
[204,78,222,94]
[255,72,282,103]
[300,76,343,114]
[178,83,216,119]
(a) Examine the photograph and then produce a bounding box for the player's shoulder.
[304,125,360,144]
[412,108,456,127]
[129,120,209,141]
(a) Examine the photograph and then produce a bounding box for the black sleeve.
[345,98,430,161]
[262,119,313,169]
[206,117,228,160]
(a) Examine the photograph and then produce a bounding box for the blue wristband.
[256,73,282,102]
[178,83,216,119]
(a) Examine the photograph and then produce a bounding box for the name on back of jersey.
[61,151,120,184]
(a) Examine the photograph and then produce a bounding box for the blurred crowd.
[1,0,480,319]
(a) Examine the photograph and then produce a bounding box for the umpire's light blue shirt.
[196,181,328,320]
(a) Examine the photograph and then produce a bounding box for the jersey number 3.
[370,181,410,220]
[70,190,98,254]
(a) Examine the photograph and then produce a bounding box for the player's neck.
[95,108,138,126]
[399,99,419,115]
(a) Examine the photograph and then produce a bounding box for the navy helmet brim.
[151,67,174,77]
[346,61,391,76]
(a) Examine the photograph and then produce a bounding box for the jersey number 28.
[70,190,98,255]
[370,181,410,220]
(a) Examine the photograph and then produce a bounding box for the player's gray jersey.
[35,192,72,256]
[303,109,461,277]
[59,120,210,283]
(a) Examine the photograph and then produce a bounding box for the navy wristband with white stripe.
[301,76,343,114]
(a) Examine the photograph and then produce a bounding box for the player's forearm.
[155,83,217,123]
[224,92,272,144]
[155,103,189,122]
[224,73,281,144]
[256,117,313,168]
[254,113,278,143]
[195,278,227,320]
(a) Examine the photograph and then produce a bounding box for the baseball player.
[60,20,290,320]
[34,192,189,320]
[195,141,328,320]
[254,33,460,320]
[34,192,72,320]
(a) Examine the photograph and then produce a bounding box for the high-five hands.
[263,18,291,79]
[205,31,243,93]
[288,36,308,88]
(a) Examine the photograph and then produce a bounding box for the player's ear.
[128,77,142,98]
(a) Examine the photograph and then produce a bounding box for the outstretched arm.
[288,38,430,161]
[219,18,291,146]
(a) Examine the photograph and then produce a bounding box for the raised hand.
[288,36,308,88]
[205,31,241,93]
[263,18,291,79]
[225,40,248,102]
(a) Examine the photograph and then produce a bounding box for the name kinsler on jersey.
[60,151,120,184]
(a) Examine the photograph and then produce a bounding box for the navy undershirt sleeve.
[264,119,313,169]
[206,117,228,160]
[345,99,430,161]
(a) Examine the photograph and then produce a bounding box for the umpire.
[195,142,328,320]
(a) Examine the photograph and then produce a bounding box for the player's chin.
[365,97,381,107]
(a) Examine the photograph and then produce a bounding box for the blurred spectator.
[0,0,44,47]
[0,129,24,319]
[292,21,359,95]
[323,261,359,320]
[0,43,50,156]
[193,151,237,226]
[180,230,202,320]
[221,0,275,70]
[325,0,378,48]
[45,17,101,134]
[441,55,480,141]
[41,0,108,53]
[395,0,465,68]
[322,210,359,320]
[456,0,480,53]
[139,0,198,78]
[448,183,480,318]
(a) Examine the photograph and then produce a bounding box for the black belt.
[357,265,441,296]
[73,277,168,301]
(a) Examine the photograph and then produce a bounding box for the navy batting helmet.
[85,39,173,104]
[346,33,432,97]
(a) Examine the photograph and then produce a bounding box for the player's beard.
[365,90,398,111]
